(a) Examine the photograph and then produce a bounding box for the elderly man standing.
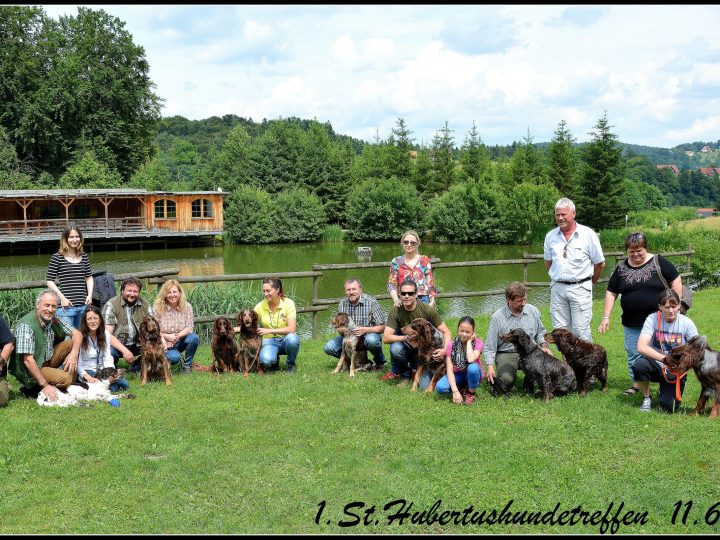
[8,289,82,402]
[543,197,605,341]
[323,277,387,370]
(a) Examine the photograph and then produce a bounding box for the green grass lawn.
[2,290,720,534]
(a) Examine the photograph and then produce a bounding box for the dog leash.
[656,311,688,402]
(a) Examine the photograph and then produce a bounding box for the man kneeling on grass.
[8,289,82,403]
[381,278,451,388]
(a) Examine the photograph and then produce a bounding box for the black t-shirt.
[607,255,680,327]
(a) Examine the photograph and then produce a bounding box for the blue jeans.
[623,325,643,384]
[259,333,300,368]
[85,369,129,393]
[436,363,483,394]
[323,333,386,365]
[165,333,199,369]
[389,341,432,389]
[57,304,88,330]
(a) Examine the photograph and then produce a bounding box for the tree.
[578,112,629,230]
[429,121,456,194]
[458,121,491,183]
[245,119,303,193]
[510,129,547,185]
[412,146,434,193]
[58,149,121,188]
[203,124,252,191]
[384,117,414,181]
[0,6,162,180]
[547,120,580,199]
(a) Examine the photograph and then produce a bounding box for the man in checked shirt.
[323,278,387,371]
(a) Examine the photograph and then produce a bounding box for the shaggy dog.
[401,318,446,393]
[237,309,264,378]
[544,328,608,396]
[211,316,240,373]
[500,328,576,401]
[330,312,370,377]
[663,335,720,418]
[138,314,172,386]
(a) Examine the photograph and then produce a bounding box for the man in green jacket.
[102,276,151,370]
[9,289,82,402]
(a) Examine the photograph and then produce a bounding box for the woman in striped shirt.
[153,279,199,374]
[46,223,94,329]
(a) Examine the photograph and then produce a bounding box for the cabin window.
[191,198,213,219]
[154,199,176,219]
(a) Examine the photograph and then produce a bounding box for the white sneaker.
[640,397,652,412]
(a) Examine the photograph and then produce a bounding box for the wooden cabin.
[0,189,227,252]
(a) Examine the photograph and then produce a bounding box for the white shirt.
[77,330,116,380]
[543,223,605,282]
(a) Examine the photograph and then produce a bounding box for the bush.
[225,185,326,244]
[346,177,424,241]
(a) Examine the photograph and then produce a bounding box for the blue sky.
[42,4,720,148]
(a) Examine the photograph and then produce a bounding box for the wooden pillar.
[16,199,32,234]
[58,198,74,223]
[99,197,114,232]
[311,273,320,338]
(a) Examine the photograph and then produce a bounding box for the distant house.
[697,208,715,218]
[685,151,695,157]
[701,145,713,153]
[656,164,680,176]
[699,167,720,177]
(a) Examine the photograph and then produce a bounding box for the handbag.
[653,255,692,313]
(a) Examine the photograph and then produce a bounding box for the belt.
[555,276,592,285]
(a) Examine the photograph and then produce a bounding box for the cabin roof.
[0,189,227,199]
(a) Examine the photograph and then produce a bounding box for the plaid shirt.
[103,299,153,346]
[15,315,75,362]
[157,303,194,334]
[337,293,386,327]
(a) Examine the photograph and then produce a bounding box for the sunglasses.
[402,240,418,246]
[399,291,416,297]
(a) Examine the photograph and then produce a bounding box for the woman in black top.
[597,232,682,396]
[46,223,94,330]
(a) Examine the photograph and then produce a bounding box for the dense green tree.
[547,120,580,199]
[224,185,276,244]
[578,113,629,229]
[458,122,491,183]
[275,187,327,242]
[203,124,252,192]
[429,121,456,194]
[384,117,414,181]
[349,142,388,183]
[501,181,560,243]
[129,155,170,191]
[346,177,423,241]
[58,149,121,188]
[246,120,303,193]
[412,146,434,193]
[510,129,548,185]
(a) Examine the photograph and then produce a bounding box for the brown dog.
[237,309,264,378]
[138,314,172,386]
[663,335,720,418]
[401,318,446,393]
[211,316,240,373]
[330,312,370,377]
[544,328,608,396]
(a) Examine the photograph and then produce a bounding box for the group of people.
[0,203,702,413]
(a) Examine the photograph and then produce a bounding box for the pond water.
[0,241,610,339]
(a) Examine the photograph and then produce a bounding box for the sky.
[41,4,720,148]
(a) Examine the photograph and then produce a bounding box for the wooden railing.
[0,217,147,236]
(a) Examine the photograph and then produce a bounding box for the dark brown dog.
[211,316,240,373]
[500,328,576,401]
[330,312,370,377]
[237,309,264,378]
[544,328,608,396]
[138,314,172,386]
[663,335,720,418]
[401,318,446,393]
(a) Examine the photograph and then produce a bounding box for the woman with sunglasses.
[388,230,437,308]
[598,232,682,397]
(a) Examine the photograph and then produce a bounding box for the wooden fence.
[1,247,694,338]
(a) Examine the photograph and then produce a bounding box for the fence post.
[687,244,693,277]
[523,260,528,285]
[312,272,320,338]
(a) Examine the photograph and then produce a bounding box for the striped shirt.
[15,315,75,362]
[484,303,548,366]
[46,252,92,306]
[337,293,386,327]
[157,303,195,335]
